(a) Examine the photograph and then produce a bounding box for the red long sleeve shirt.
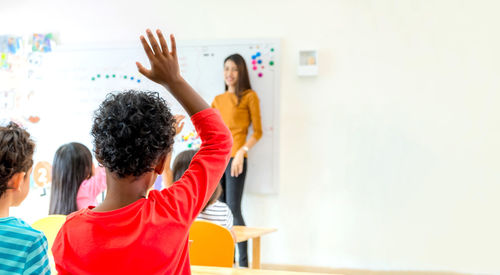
[52,108,232,275]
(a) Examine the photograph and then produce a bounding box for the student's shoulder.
[0,217,46,242]
[61,208,86,227]
[212,200,231,211]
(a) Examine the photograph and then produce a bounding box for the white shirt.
[196,200,233,229]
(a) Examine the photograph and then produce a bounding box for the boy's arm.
[137,29,232,221]
[160,109,232,221]
[23,234,51,274]
[137,29,208,115]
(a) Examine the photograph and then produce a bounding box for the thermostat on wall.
[298,50,318,76]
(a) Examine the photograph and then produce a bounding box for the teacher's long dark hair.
[49,142,93,215]
[224,54,251,104]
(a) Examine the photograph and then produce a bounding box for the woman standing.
[211,54,262,267]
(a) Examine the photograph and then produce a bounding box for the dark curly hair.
[91,90,176,178]
[0,122,35,197]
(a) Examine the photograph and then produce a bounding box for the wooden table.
[233,226,277,269]
[192,265,340,275]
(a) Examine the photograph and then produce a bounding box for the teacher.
[211,53,262,267]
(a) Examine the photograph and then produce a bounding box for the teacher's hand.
[231,150,245,177]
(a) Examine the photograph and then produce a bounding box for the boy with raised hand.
[0,123,51,274]
[52,29,232,274]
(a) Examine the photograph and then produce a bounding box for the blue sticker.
[256,52,261,57]
[258,60,262,64]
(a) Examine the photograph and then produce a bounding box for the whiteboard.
[0,39,280,194]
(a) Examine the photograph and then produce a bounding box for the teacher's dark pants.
[220,157,248,267]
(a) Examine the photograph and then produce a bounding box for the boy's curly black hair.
[0,122,35,197]
[91,90,176,178]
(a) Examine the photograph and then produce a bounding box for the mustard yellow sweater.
[211,89,263,157]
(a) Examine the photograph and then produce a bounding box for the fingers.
[230,161,243,177]
[140,35,154,60]
[146,29,161,56]
[170,34,177,56]
[156,29,169,54]
[238,163,243,175]
[231,162,236,177]
[136,62,151,77]
[175,114,186,123]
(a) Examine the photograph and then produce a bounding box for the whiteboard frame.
[42,38,281,194]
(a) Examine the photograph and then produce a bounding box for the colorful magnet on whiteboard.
[97,74,101,78]
[137,79,141,83]
[131,77,134,80]
[253,66,257,70]
[105,75,109,78]
[258,73,263,77]
[252,55,256,60]
[261,66,264,69]
[91,77,95,81]
[269,61,274,66]
[124,76,127,79]
[252,60,257,65]
[256,52,261,57]
[258,60,262,64]
[112,74,116,78]
[271,48,274,52]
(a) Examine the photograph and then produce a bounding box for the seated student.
[52,29,232,275]
[197,184,234,232]
[171,150,234,231]
[0,122,51,274]
[49,142,106,215]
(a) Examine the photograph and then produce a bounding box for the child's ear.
[7,172,25,191]
[154,156,167,175]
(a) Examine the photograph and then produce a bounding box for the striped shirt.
[0,217,51,275]
[196,200,233,229]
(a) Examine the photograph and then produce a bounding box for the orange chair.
[189,220,235,267]
[32,215,67,252]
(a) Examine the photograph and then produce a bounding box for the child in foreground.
[49,142,106,215]
[52,29,232,275]
[0,122,51,274]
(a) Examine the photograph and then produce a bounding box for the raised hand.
[136,29,181,89]
[173,114,185,136]
[136,29,209,116]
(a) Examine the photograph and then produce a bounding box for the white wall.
[2,0,500,274]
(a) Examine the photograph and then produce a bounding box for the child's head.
[91,90,176,180]
[0,122,35,206]
[172,149,198,182]
[49,142,93,215]
[172,149,222,211]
